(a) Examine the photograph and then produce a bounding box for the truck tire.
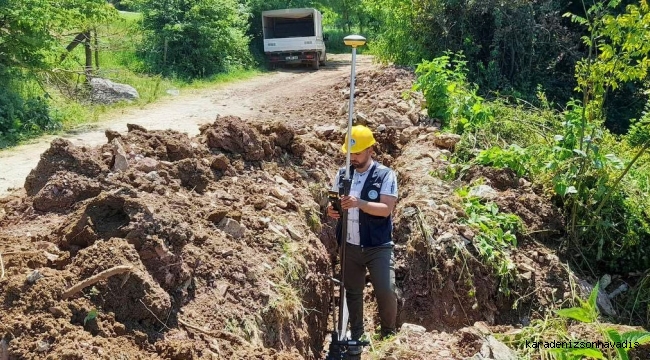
[312,52,320,70]
[321,52,327,66]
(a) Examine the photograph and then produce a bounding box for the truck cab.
[262,8,326,69]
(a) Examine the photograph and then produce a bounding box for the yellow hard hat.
[341,125,376,153]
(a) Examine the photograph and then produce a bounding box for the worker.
[327,125,398,355]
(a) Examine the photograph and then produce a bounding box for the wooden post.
[94,28,100,70]
[164,38,168,65]
[84,31,92,79]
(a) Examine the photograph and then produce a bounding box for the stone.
[136,157,159,173]
[487,336,518,360]
[111,138,129,172]
[519,271,533,281]
[399,126,421,144]
[285,225,302,241]
[90,78,139,105]
[211,154,230,171]
[407,111,420,125]
[355,111,369,125]
[274,175,292,188]
[127,123,147,132]
[36,340,50,353]
[43,251,59,262]
[473,321,492,334]
[218,218,246,239]
[26,270,43,284]
[396,101,411,114]
[215,281,229,297]
[373,108,410,129]
[338,102,347,116]
[468,185,498,200]
[578,279,617,316]
[49,306,66,317]
[207,208,229,224]
[401,207,417,218]
[270,187,291,202]
[145,171,161,182]
[432,133,462,150]
[314,125,338,138]
[400,323,426,334]
[105,129,121,142]
[268,224,288,238]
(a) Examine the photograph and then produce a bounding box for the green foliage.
[475,145,529,177]
[626,99,650,147]
[136,0,253,78]
[0,0,116,144]
[84,308,98,325]
[369,0,580,102]
[548,347,606,360]
[422,2,650,276]
[0,69,61,148]
[0,0,117,70]
[456,186,522,294]
[555,283,600,324]
[504,284,650,359]
[413,53,493,133]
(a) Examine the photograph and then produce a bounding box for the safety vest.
[335,163,393,247]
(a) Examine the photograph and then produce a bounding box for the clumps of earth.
[1,117,338,359]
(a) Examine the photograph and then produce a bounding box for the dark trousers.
[344,243,397,340]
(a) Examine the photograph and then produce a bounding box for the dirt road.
[0,54,373,197]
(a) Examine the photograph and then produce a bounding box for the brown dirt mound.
[392,139,500,331]
[0,117,337,359]
[24,138,108,196]
[388,133,572,335]
[463,165,520,191]
[32,171,102,213]
[462,165,565,241]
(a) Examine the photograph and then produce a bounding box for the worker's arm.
[340,194,397,217]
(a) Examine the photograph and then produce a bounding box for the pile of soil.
[0,117,337,359]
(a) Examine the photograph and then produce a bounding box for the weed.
[84,308,98,325]
[506,284,650,360]
[455,185,522,295]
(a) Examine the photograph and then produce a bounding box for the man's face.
[350,148,372,169]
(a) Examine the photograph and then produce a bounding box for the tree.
[136,0,253,78]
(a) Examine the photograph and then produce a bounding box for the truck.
[262,8,326,70]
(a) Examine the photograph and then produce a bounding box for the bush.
[0,69,61,148]
[137,0,253,78]
[413,52,493,133]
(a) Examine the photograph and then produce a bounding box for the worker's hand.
[341,195,361,210]
[327,204,340,219]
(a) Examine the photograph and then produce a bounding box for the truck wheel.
[320,52,327,66]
